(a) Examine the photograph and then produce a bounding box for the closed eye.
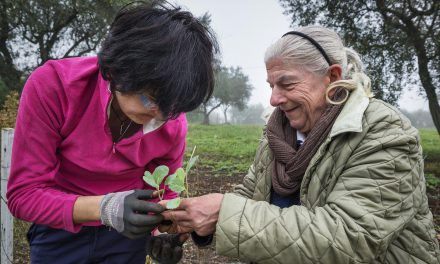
[268,83,296,90]
[281,83,297,89]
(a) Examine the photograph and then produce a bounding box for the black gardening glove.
[100,189,165,239]
[147,233,189,264]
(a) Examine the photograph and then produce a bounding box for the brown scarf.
[267,89,347,196]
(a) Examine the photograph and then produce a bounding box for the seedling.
[143,146,198,209]
[143,165,169,201]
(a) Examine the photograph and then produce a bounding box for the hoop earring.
[326,86,350,105]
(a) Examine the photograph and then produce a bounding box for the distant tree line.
[400,109,435,129]
[187,103,266,125]
[188,105,437,129]
[197,66,253,125]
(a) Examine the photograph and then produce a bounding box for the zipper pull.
[112,142,116,154]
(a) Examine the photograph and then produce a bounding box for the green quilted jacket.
[215,86,440,264]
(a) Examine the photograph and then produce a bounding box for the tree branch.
[376,0,411,24]
[46,11,78,59]
[0,1,15,66]
[207,102,222,115]
[62,34,88,57]
[425,8,439,37]
[376,0,423,38]
[406,0,436,16]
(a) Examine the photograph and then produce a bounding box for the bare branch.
[207,102,222,115]
[46,11,78,55]
[62,35,87,58]
[407,0,436,16]
[0,2,13,65]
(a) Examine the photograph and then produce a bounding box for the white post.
[1,128,14,264]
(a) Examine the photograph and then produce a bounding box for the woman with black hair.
[6,2,218,264]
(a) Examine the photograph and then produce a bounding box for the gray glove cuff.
[100,190,134,232]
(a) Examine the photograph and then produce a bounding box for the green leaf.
[153,165,169,185]
[165,173,176,186]
[166,168,185,193]
[143,171,158,189]
[175,168,186,182]
[166,198,181,209]
[168,182,185,193]
[185,155,199,173]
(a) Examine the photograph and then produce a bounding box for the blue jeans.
[27,224,149,264]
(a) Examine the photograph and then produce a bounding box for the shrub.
[0,91,19,128]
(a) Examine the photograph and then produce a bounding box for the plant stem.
[186,146,197,198]
[158,187,163,200]
[185,172,189,198]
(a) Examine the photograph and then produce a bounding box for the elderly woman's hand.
[158,193,224,236]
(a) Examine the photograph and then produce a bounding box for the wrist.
[99,193,115,226]
[73,195,105,224]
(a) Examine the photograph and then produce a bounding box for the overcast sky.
[174,0,429,112]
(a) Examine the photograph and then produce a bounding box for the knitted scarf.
[267,89,346,196]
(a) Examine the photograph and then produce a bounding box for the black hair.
[98,1,219,119]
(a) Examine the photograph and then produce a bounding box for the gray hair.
[264,25,372,104]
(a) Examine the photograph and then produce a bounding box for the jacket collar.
[330,85,370,137]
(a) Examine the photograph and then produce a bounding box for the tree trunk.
[427,97,440,135]
[223,107,228,124]
[417,63,440,134]
[0,51,23,91]
[412,33,440,134]
[1,67,22,92]
[201,102,222,125]
[202,113,210,125]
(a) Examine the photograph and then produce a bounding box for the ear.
[328,64,342,83]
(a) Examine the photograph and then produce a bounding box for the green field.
[185,124,264,175]
[420,129,440,176]
[420,128,440,159]
[186,125,440,178]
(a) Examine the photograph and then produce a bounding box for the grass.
[185,125,440,178]
[420,128,440,160]
[420,130,440,239]
[185,124,264,174]
[420,129,440,177]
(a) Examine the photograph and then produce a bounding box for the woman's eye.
[282,83,295,89]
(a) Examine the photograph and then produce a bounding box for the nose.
[270,86,286,107]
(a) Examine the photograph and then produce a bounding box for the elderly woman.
[161,26,440,263]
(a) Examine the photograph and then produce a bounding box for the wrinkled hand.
[147,233,190,264]
[159,193,224,236]
[159,219,193,234]
[100,189,165,239]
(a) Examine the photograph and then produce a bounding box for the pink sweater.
[7,57,184,232]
